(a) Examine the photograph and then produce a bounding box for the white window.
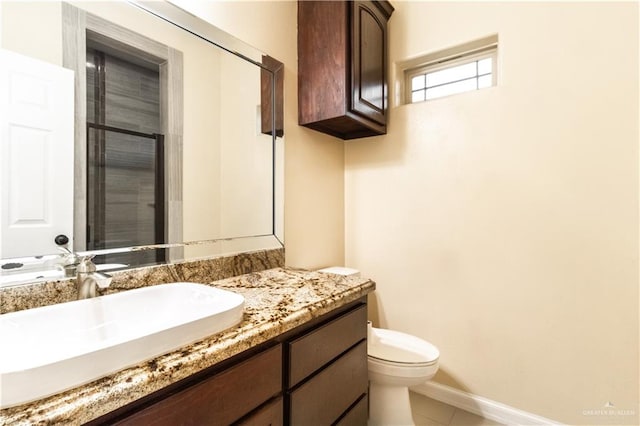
[403,36,498,104]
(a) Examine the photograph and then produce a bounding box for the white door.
[0,48,74,258]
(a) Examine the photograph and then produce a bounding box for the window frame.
[403,42,498,104]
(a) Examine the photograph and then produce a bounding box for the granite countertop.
[0,267,375,425]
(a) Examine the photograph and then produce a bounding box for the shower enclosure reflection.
[86,44,166,266]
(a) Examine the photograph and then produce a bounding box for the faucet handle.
[53,246,81,277]
[76,255,97,273]
[57,246,72,255]
[58,247,79,263]
[95,271,113,289]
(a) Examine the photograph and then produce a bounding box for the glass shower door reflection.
[87,125,165,265]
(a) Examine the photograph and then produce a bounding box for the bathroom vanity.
[98,299,367,425]
[0,265,374,425]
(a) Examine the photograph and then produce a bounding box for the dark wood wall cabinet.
[298,0,394,140]
[90,299,368,426]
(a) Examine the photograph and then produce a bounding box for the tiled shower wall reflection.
[86,48,163,267]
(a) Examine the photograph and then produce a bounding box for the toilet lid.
[368,328,439,365]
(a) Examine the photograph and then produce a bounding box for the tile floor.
[410,392,504,426]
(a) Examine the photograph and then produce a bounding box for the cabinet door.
[351,1,388,126]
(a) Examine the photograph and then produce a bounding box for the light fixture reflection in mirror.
[0,0,284,287]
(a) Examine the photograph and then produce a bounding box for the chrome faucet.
[52,234,81,277]
[77,256,112,299]
[57,246,81,277]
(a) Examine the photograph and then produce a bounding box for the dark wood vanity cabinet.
[298,0,394,140]
[91,300,368,426]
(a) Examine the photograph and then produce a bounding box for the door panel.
[0,48,74,257]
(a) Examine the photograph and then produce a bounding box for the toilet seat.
[369,354,438,367]
[368,327,439,366]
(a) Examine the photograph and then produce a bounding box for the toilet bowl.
[367,324,440,426]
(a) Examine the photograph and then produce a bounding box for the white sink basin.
[0,282,244,408]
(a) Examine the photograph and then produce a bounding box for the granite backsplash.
[0,248,284,314]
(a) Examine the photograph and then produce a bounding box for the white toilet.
[317,267,440,426]
[367,323,440,426]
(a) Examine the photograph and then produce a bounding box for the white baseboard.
[411,381,564,426]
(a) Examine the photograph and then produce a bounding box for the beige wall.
[346,1,639,424]
[172,0,346,269]
[218,52,273,238]
[1,2,62,66]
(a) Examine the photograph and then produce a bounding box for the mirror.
[0,0,284,286]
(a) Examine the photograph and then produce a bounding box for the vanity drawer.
[236,396,283,426]
[288,341,367,425]
[115,344,282,426]
[288,303,367,387]
[336,394,368,426]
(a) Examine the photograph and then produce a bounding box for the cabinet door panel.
[297,0,349,125]
[351,1,387,125]
[115,345,282,426]
[289,342,368,425]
